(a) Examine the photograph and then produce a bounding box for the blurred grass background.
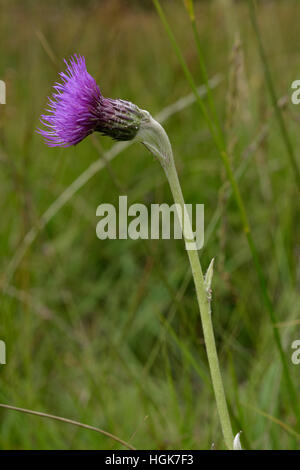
[0,0,299,450]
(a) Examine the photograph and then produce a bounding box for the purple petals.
[38,54,102,147]
[38,54,143,147]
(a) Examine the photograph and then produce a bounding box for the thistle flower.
[39,54,235,449]
[38,54,144,147]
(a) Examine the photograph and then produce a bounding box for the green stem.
[190,19,223,142]
[248,0,300,190]
[139,116,234,449]
[165,154,234,450]
[152,0,221,149]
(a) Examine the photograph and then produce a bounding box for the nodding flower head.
[38,54,144,147]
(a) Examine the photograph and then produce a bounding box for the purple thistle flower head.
[38,54,144,147]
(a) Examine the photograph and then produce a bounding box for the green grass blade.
[247,0,300,190]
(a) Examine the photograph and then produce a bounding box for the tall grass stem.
[248,0,300,189]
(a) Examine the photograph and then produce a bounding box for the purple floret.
[38,54,143,147]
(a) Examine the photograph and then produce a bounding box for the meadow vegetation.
[0,0,299,449]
